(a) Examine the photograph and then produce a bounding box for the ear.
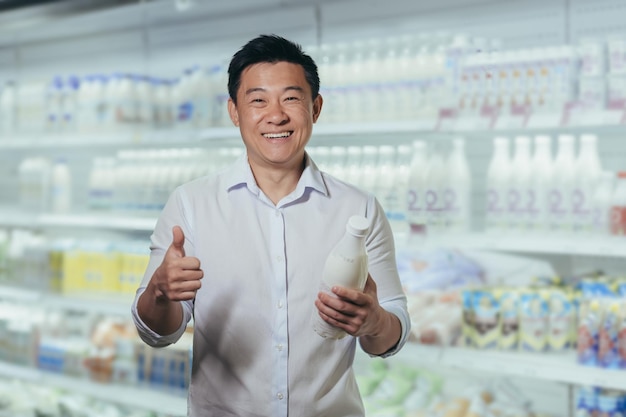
[312,94,323,123]
[227,98,239,127]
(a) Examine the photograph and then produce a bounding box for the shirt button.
[275,210,280,217]
[277,301,283,309]
[276,393,284,400]
[276,344,283,351]
[276,255,283,262]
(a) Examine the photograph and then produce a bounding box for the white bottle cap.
[347,215,369,237]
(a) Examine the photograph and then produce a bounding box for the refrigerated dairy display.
[1,0,626,413]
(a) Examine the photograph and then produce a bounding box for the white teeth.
[263,132,291,139]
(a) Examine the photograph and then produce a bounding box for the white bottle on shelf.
[424,150,446,235]
[529,134,553,233]
[444,137,471,233]
[591,171,615,236]
[549,134,577,233]
[610,171,626,236]
[50,158,72,214]
[312,215,369,340]
[574,133,602,234]
[485,136,511,233]
[406,140,428,237]
[374,145,400,227]
[509,135,532,232]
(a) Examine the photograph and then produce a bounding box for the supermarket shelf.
[401,343,626,391]
[0,285,133,316]
[0,361,186,415]
[0,207,156,232]
[2,120,625,150]
[407,232,626,258]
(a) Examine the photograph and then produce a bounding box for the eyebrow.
[244,86,305,96]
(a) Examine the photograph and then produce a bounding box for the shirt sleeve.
[130,186,195,347]
[363,195,411,358]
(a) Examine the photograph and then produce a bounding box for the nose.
[266,100,288,124]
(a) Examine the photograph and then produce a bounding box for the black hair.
[227,34,320,104]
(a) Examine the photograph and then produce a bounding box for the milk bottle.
[312,215,369,339]
[486,137,511,232]
[574,134,602,234]
[424,151,446,235]
[358,146,379,193]
[50,158,72,214]
[345,146,363,186]
[374,145,399,225]
[610,171,626,236]
[406,140,428,237]
[509,136,532,232]
[529,135,553,233]
[549,134,577,233]
[591,171,614,236]
[445,137,471,233]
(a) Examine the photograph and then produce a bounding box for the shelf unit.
[0,207,156,232]
[398,343,626,392]
[0,361,186,416]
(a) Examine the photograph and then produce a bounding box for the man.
[131,34,410,417]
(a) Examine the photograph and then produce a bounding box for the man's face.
[228,61,323,172]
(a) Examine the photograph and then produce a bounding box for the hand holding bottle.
[152,225,203,302]
[315,274,384,337]
[315,275,402,355]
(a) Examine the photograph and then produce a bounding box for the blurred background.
[0,0,626,416]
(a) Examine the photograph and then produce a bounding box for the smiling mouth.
[262,131,293,139]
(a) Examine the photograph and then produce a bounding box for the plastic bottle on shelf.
[591,171,615,236]
[406,140,428,237]
[45,77,63,133]
[548,134,577,233]
[485,136,511,233]
[574,133,603,234]
[424,150,446,235]
[329,146,348,180]
[610,171,626,236]
[358,145,379,193]
[62,75,79,132]
[374,145,402,229]
[508,135,532,232]
[444,137,471,234]
[312,215,369,339]
[529,134,553,233]
[50,157,72,214]
[344,146,363,186]
[392,144,413,236]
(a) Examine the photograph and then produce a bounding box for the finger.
[178,256,202,271]
[317,293,359,317]
[170,225,186,256]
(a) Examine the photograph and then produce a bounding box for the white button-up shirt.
[131,151,410,417]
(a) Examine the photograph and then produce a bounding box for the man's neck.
[249,158,305,205]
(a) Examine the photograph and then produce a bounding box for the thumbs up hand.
[152,225,203,302]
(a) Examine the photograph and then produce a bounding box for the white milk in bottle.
[485,136,511,233]
[444,137,471,234]
[50,157,72,214]
[574,133,602,234]
[549,134,577,233]
[312,215,369,340]
[529,135,553,233]
[406,140,428,237]
[508,136,532,232]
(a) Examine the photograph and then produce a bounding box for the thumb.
[170,225,186,256]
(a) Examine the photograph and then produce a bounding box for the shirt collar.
[223,150,328,199]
